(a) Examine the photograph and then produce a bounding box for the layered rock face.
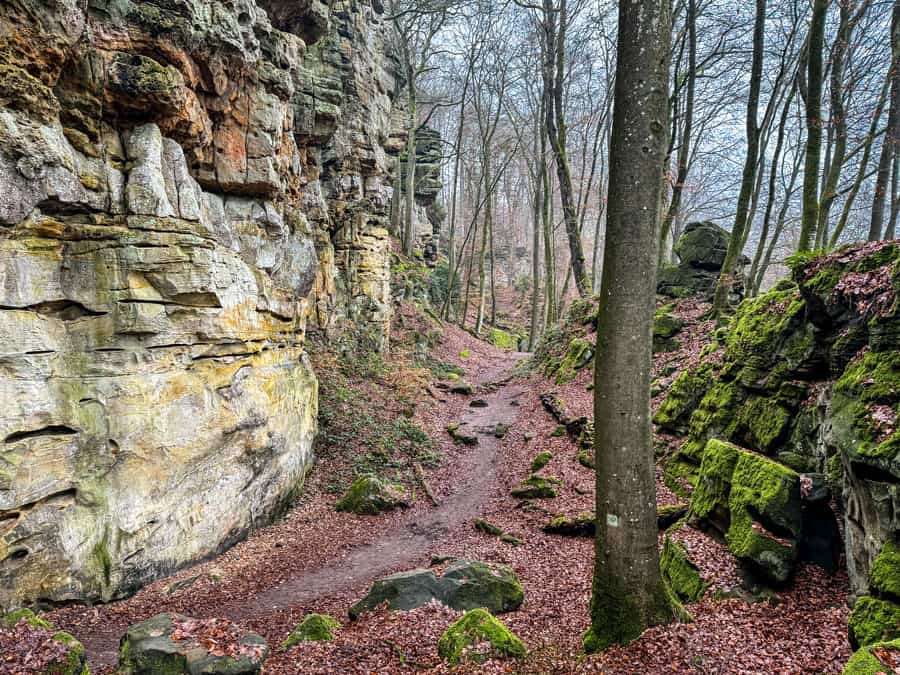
[656,241,900,598]
[0,0,404,610]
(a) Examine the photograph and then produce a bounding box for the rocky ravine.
[0,0,428,612]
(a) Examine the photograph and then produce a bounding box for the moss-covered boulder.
[0,610,88,675]
[542,513,595,537]
[726,451,803,583]
[280,614,340,651]
[488,328,521,350]
[530,450,553,472]
[689,439,802,584]
[1,607,53,630]
[847,538,900,649]
[334,474,410,515]
[119,613,268,674]
[577,449,594,469]
[870,540,900,599]
[510,474,559,499]
[661,536,709,603]
[675,221,729,270]
[437,609,526,666]
[842,638,900,674]
[349,560,523,619]
[474,518,503,536]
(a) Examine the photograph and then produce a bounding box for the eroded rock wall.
[656,241,900,596]
[0,0,404,610]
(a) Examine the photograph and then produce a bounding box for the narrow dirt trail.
[79,349,526,669]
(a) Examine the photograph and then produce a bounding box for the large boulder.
[657,221,749,300]
[848,538,900,649]
[349,559,524,618]
[119,613,269,674]
[675,221,729,270]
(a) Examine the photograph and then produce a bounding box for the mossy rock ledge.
[690,439,802,584]
[349,560,523,619]
[437,609,526,666]
[118,613,269,674]
[334,474,411,515]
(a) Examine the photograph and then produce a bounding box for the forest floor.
[47,300,852,674]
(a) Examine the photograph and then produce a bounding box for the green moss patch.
[437,609,525,666]
[842,638,900,674]
[870,540,900,601]
[849,596,900,648]
[530,450,553,472]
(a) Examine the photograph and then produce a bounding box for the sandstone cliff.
[0,0,408,610]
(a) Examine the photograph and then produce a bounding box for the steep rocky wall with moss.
[0,0,406,611]
[656,241,900,600]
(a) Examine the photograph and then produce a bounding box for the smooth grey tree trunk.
[585,0,675,652]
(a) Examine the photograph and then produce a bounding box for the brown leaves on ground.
[169,617,266,662]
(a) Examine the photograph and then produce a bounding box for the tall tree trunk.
[543,0,590,297]
[870,0,900,241]
[475,152,492,335]
[712,0,767,316]
[445,85,469,320]
[815,0,852,249]
[831,74,891,245]
[585,0,675,652]
[888,151,900,239]
[797,0,829,252]
[542,157,556,329]
[757,149,803,292]
[390,154,402,235]
[750,82,796,294]
[529,145,543,350]
[659,0,696,266]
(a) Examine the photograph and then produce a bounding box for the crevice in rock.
[850,461,900,485]
[4,425,78,444]
[0,300,107,320]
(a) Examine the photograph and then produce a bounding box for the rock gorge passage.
[0,0,899,673]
